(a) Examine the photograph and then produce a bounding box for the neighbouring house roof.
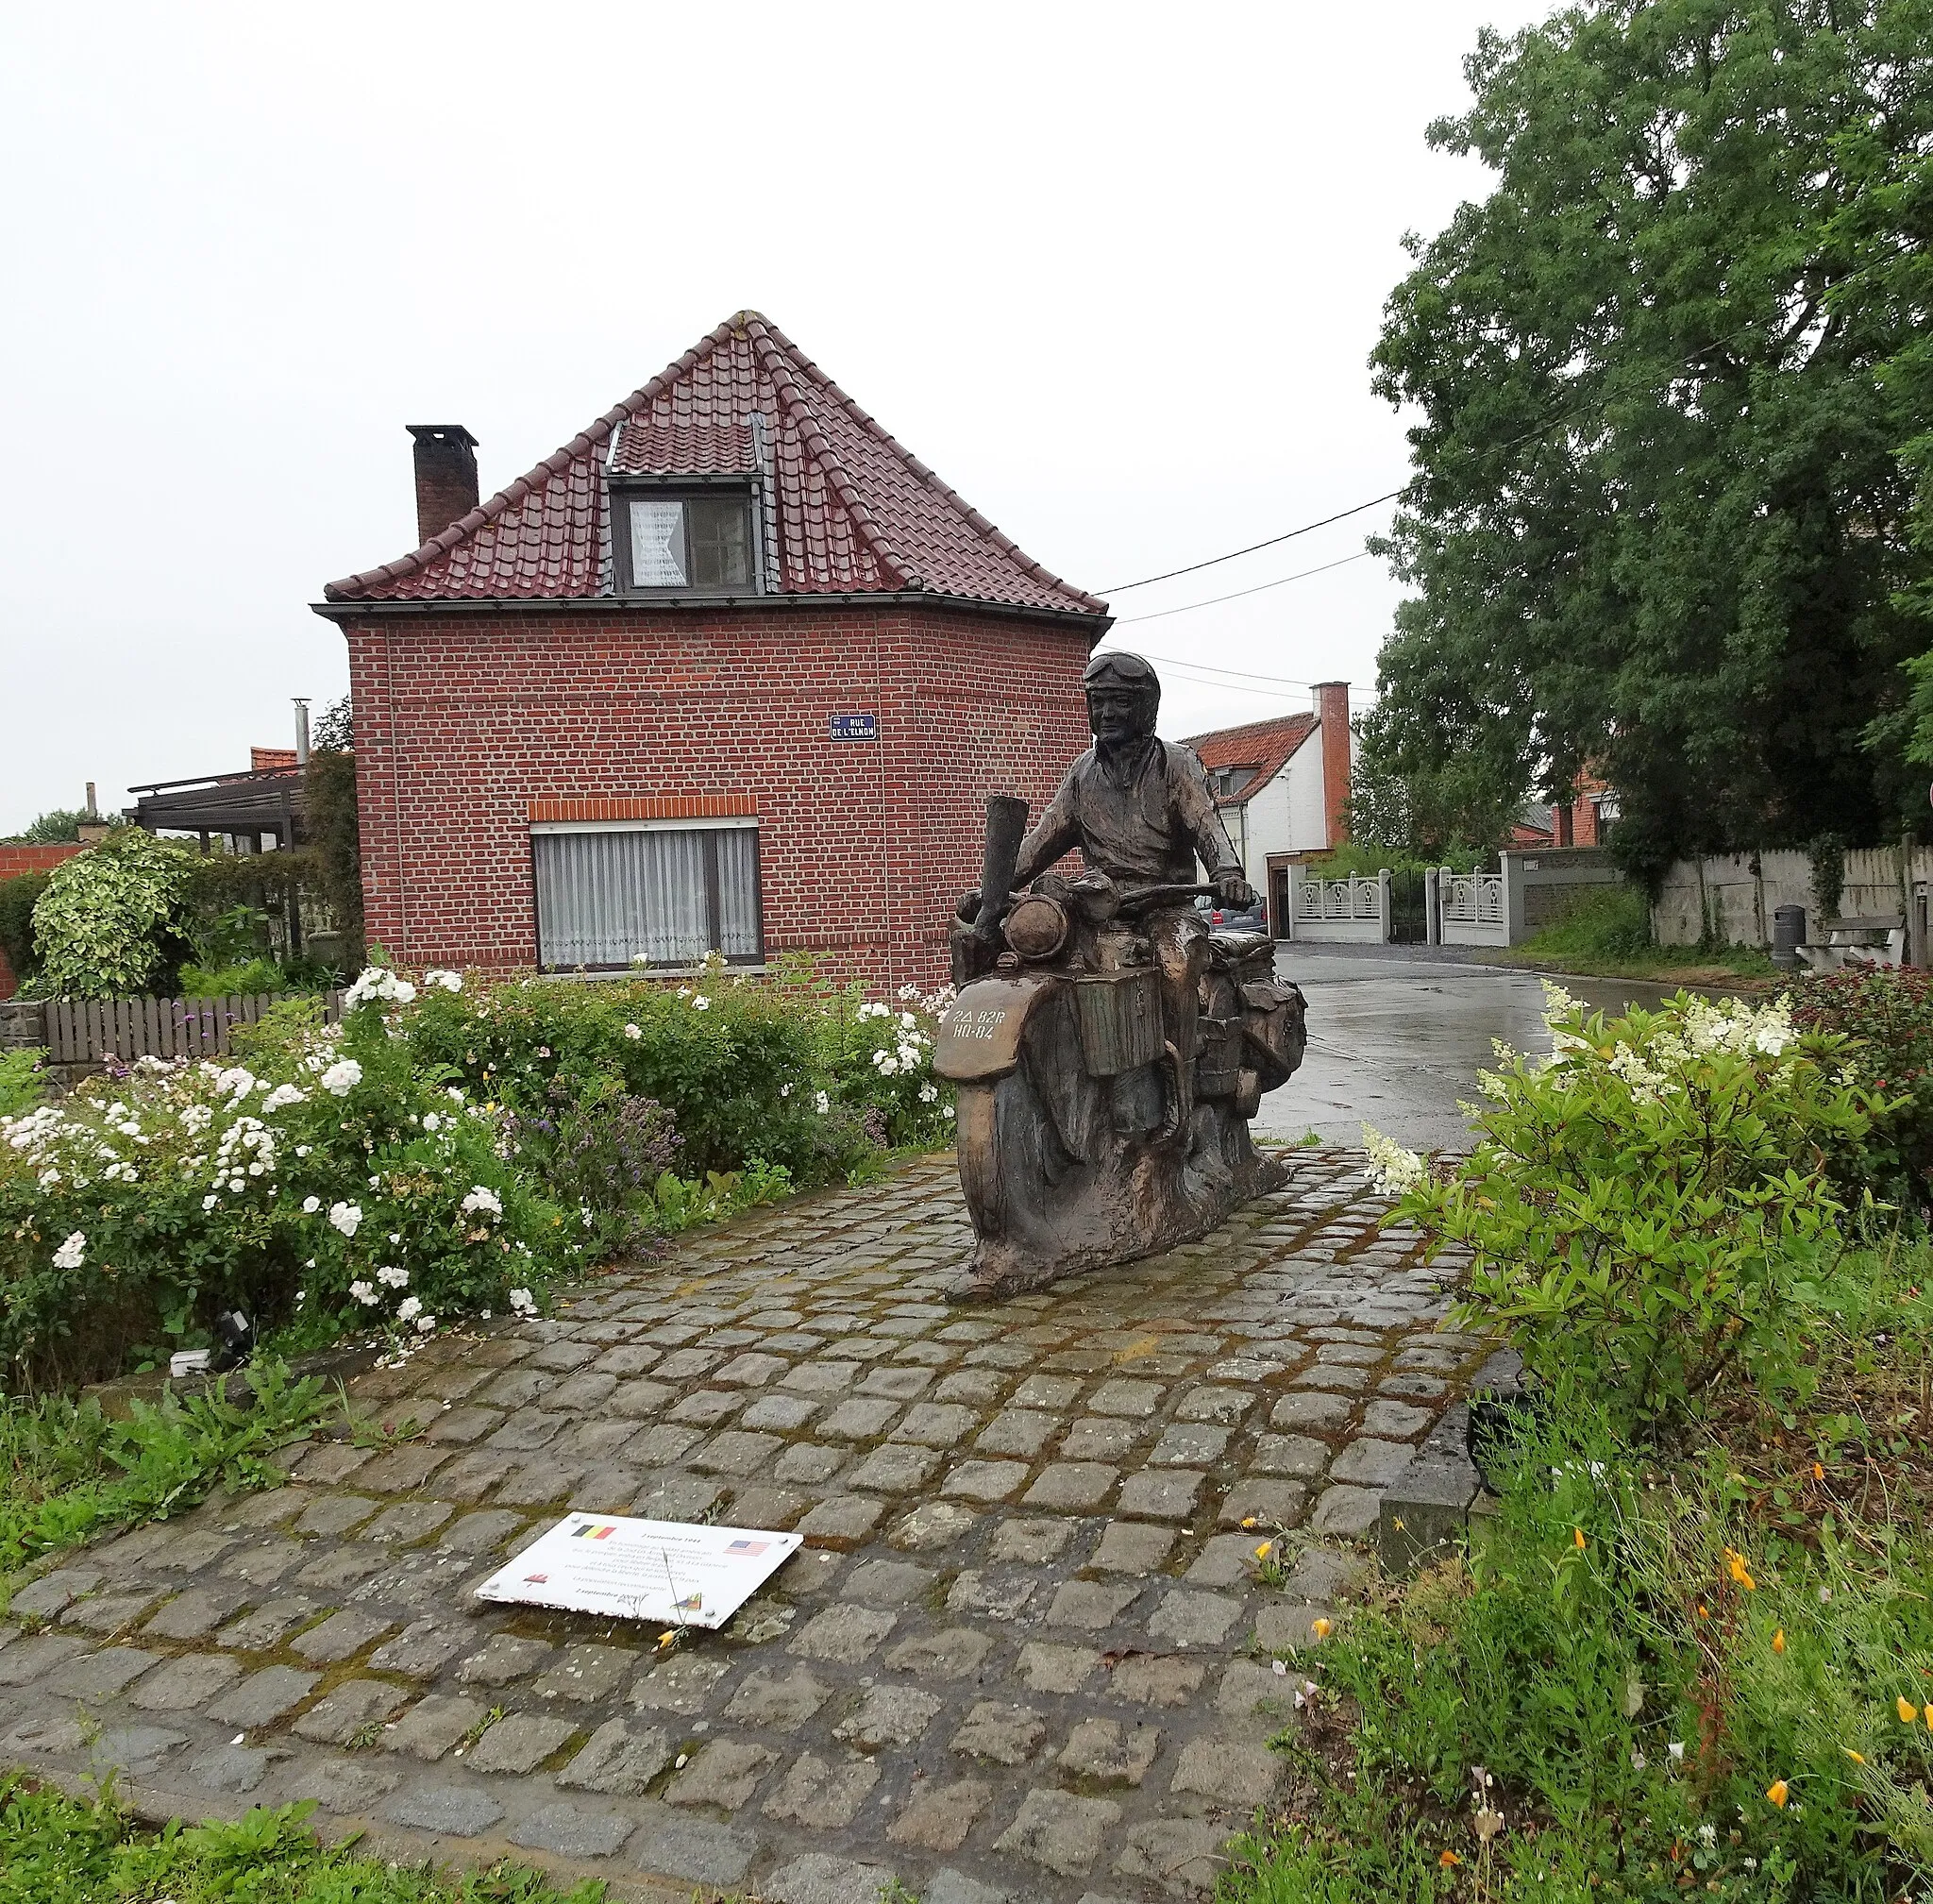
[1182,713,1318,805]
[251,747,297,772]
[322,312,1105,620]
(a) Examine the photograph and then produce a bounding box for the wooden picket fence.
[45,991,345,1065]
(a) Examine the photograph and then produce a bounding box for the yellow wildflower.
[1439,1850,1461,1867]
[1254,1542,1273,1561]
[1813,1461,1825,1481]
[1240,1517,1259,1529]
[1843,1747,1866,1765]
[1725,1548,1757,1591]
[1899,1695,1919,1725]
[1311,1617,1333,1639]
[1766,1779,1789,1808]
[1772,1628,1786,1654]
[1573,1527,1586,1550]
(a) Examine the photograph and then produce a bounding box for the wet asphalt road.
[1253,945,1700,1153]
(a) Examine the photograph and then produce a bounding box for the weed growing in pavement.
[0,1362,331,1580]
[0,1778,608,1903]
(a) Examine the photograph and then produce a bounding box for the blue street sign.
[829,714,879,741]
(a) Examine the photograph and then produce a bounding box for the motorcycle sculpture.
[933,652,1308,1301]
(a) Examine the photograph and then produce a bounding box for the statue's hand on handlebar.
[1214,871,1255,910]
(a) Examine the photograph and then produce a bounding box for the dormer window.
[614,484,757,593]
[1215,764,1258,798]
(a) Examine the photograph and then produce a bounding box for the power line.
[1111,647,1381,699]
[1100,494,1402,594]
[1096,244,1910,598]
[1112,550,1373,623]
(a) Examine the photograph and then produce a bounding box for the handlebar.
[1117,883,1223,909]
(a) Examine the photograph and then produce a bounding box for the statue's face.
[1086,682,1158,744]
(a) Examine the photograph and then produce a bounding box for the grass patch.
[1220,1240,1933,1901]
[0,1781,610,1904]
[0,1361,331,1582]
[1492,885,1778,983]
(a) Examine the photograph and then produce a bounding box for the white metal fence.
[1439,871,1504,926]
[1285,867,1390,942]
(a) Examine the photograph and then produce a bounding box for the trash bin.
[1772,904,1807,969]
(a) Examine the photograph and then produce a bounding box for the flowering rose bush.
[405,954,949,1180]
[0,986,581,1388]
[4,953,960,1390]
[1366,986,1878,1434]
[808,983,957,1149]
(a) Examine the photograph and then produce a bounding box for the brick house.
[315,313,1109,988]
[1184,685,1355,933]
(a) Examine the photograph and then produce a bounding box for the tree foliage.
[1,810,88,846]
[303,747,361,964]
[1344,705,1529,860]
[1370,0,1933,885]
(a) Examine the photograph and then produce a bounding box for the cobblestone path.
[0,1151,1488,1904]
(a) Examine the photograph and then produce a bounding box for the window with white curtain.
[531,822,762,970]
[615,489,754,592]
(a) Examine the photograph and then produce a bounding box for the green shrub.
[501,1071,681,1253]
[30,830,197,998]
[1366,986,1876,1435]
[0,1052,43,1118]
[407,960,953,1184]
[0,873,48,986]
[1519,882,1655,961]
[176,956,287,997]
[0,980,588,1389]
[1789,965,1933,1216]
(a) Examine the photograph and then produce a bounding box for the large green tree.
[1369,0,1933,883]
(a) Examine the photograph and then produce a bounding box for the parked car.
[1197,893,1269,935]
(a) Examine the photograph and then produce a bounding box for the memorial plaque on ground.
[473,1514,800,1628]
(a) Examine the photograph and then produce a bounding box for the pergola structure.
[125,767,306,853]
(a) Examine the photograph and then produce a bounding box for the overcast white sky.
[0,1,1555,834]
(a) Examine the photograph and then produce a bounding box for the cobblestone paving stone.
[0,1151,1485,1902]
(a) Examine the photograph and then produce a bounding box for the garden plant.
[0,956,955,1392]
[1224,984,1933,1898]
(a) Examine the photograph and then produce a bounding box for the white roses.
[319,1059,362,1097]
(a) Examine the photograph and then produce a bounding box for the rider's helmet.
[1083,650,1160,740]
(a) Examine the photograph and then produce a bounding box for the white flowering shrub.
[815,984,957,1147]
[4,952,966,1388]
[1366,985,1878,1432]
[0,981,582,1387]
[405,952,931,1181]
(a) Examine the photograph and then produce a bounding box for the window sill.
[537,963,768,982]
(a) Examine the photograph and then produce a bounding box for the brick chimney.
[407,425,479,548]
[1313,682,1352,846]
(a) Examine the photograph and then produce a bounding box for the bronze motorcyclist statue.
[936,652,1307,1301]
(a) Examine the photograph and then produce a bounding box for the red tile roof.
[1182,713,1317,804]
[324,312,1105,619]
[251,747,297,772]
